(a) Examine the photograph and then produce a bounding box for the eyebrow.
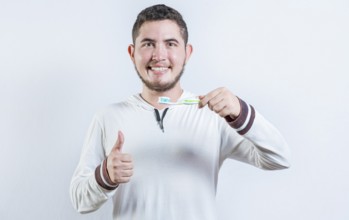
[164,38,180,44]
[140,38,155,43]
[140,38,180,44]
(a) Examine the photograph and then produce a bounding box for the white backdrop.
[1,0,348,219]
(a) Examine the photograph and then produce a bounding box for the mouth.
[147,66,171,74]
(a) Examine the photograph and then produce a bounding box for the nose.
[152,44,167,61]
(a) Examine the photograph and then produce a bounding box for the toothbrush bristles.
[158,97,171,104]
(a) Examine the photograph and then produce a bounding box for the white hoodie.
[70,91,290,220]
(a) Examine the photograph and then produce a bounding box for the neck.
[141,85,183,109]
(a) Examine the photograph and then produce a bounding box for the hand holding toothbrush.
[199,87,241,119]
[106,131,133,185]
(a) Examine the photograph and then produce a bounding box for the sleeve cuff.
[95,159,119,191]
[225,97,256,135]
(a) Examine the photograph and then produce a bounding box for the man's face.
[128,20,192,92]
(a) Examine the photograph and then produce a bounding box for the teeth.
[151,67,168,71]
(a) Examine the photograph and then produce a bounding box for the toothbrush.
[158,96,200,105]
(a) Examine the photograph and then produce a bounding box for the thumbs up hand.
[106,131,133,185]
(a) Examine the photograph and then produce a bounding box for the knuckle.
[126,155,133,161]
[218,87,227,93]
[213,106,219,113]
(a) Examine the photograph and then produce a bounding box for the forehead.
[136,20,183,42]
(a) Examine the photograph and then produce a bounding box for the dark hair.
[132,4,188,44]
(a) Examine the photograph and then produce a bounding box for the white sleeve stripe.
[100,161,118,188]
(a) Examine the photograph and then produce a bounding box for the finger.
[208,95,225,111]
[121,169,133,177]
[112,163,133,172]
[112,130,125,152]
[199,88,222,108]
[217,106,232,118]
[211,98,226,113]
[113,170,133,182]
[120,163,133,170]
[198,95,205,108]
[112,175,132,184]
[120,154,133,163]
[117,176,132,183]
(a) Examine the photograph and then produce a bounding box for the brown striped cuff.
[225,98,256,135]
[95,159,118,191]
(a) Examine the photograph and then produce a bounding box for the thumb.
[198,95,205,108]
[112,130,125,152]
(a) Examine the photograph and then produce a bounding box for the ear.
[184,44,193,64]
[128,44,135,63]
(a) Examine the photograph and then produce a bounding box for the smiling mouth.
[148,66,170,73]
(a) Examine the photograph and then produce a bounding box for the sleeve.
[69,114,118,214]
[221,98,291,170]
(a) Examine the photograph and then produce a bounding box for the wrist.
[95,159,119,190]
[225,97,256,135]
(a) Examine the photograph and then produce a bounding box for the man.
[70,4,290,220]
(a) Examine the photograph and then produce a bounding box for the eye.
[143,42,154,48]
[168,42,177,47]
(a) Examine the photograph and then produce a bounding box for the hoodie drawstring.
[154,108,169,132]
